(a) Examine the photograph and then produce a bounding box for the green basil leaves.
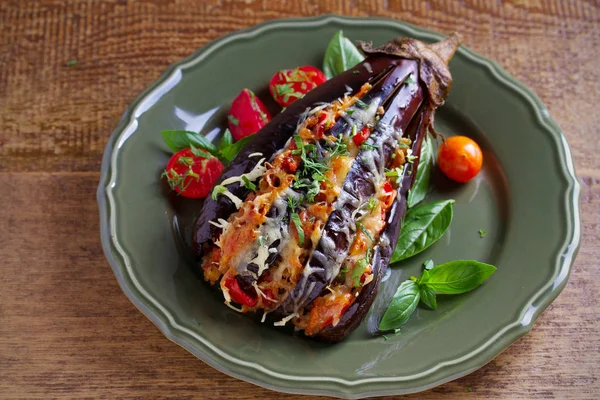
[161,129,252,164]
[322,30,365,80]
[378,260,496,332]
[419,260,497,294]
[378,280,420,331]
[391,199,455,263]
[407,135,434,208]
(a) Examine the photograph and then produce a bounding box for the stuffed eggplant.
[192,33,461,342]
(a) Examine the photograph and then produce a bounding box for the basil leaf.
[161,130,219,155]
[219,134,254,163]
[378,280,420,331]
[421,260,496,294]
[407,135,434,208]
[323,30,365,80]
[219,129,234,151]
[419,285,437,310]
[391,199,454,263]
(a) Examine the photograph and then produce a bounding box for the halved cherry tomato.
[228,89,271,141]
[352,126,371,146]
[269,66,327,107]
[162,148,224,198]
[225,277,257,307]
[437,136,483,183]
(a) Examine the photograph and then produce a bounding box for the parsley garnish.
[66,59,78,67]
[360,143,378,151]
[227,115,239,126]
[357,222,374,242]
[367,197,377,213]
[355,99,368,109]
[211,185,227,200]
[478,229,487,238]
[404,74,416,85]
[352,248,372,287]
[291,212,305,246]
[241,175,257,190]
[385,166,405,184]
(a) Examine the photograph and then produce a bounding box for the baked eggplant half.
[192,33,461,342]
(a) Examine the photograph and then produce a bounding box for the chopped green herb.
[355,99,368,109]
[467,386,473,392]
[257,235,265,246]
[211,185,228,200]
[351,125,358,137]
[66,59,78,67]
[287,195,302,211]
[345,109,355,115]
[361,143,378,151]
[227,115,239,126]
[291,212,305,246]
[177,156,194,166]
[353,70,360,75]
[352,248,372,287]
[404,74,416,85]
[241,175,257,190]
[367,197,377,213]
[357,221,374,242]
[189,144,211,158]
[385,166,405,184]
[478,229,487,238]
[382,334,388,340]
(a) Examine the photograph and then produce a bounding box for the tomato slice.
[228,89,271,141]
[225,277,258,307]
[269,66,327,107]
[162,148,224,199]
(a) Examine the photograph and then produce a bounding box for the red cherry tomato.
[228,89,271,141]
[269,66,327,107]
[437,136,483,183]
[162,148,224,198]
[352,126,371,146]
[225,277,257,307]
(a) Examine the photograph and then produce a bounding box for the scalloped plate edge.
[97,14,581,398]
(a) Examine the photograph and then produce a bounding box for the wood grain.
[0,1,598,399]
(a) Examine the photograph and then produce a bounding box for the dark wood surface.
[1,1,599,398]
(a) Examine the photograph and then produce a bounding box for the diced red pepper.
[282,156,299,173]
[382,181,394,193]
[225,277,257,307]
[352,126,371,146]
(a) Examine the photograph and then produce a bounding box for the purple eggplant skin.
[315,106,430,342]
[191,54,406,263]
[270,60,424,321]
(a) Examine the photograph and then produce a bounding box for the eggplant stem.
[430,32,462,65]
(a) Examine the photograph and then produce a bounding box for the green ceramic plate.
[98,15,581,398]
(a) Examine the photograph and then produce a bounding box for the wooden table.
[1,1,598,398]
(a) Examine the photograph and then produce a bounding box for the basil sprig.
[391,199,454,263]
[322,30,365,80]
[379,260,496,332]
[161,129,252,164]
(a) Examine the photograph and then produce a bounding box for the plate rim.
[97,14,581,398]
